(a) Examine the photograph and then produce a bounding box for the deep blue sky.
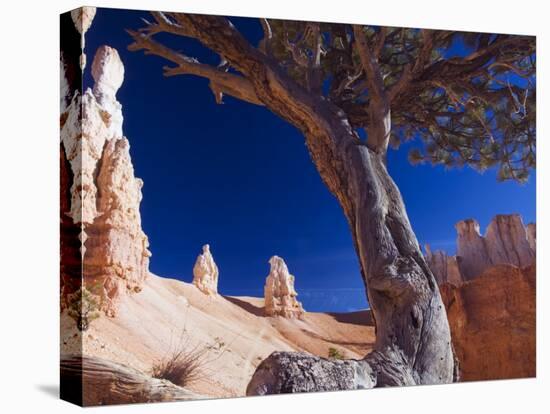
[85,8,536,312]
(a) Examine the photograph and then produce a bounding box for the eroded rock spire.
[193,244,219,295]
[264,256,304,319]
[60,16,150,316]
[426,214,536,284]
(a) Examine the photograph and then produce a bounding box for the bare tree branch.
[352,25,386,103]
[127,30,262,106]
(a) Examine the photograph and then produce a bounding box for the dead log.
[60,355,203,406]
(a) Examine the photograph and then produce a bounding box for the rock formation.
[425,214,536,382]
[458,214,535,280]
[526,222,536,252]
[439,264,536,381]
[192,244,219,295]
[60,11,150,316]
[264,256,304,318]
[83,136,151,315]
[425,245,462,286]
[247,351,374,395]
[91,45,124,138]
[426,214,536,283]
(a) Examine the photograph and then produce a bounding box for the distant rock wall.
[426,214,536,284]
[193,244,219,295]
[264,256,304,318]
[426,214,536,382]
[60,11,150,316]
[440,264,536,381]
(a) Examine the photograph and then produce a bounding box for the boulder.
[246,352,374,395]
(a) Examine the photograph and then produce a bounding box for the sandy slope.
[61,273,375,398]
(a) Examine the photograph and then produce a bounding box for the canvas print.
[60,6,536,406]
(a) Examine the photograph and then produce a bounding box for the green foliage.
[328,347,345,360]
[132,14,536,183]
[265,22,535,183]
[67,287,101,331]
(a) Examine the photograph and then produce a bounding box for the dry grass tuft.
[151,335,209,388]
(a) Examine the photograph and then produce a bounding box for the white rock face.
[92,45,125,138]
[60,42,150,316]
[193,244,219,295]
[426,214,536,284]
[264,256,304,319]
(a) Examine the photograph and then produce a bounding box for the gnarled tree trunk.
[247,128,455,393]
[341,143,454,386]
[127,13,456,392]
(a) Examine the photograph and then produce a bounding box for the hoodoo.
[264,256,304,319]
[60,13,150,316]
[192,244,219,295]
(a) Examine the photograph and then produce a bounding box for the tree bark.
[340,142,454,385]
[248,136,455,392]
[128,13,455,391]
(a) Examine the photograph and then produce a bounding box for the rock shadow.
[327,309,374,327]
[223,295,265,317]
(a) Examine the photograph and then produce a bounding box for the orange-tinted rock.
[440,264,536,381]
[425,244,462,286]
[427,214,535,283]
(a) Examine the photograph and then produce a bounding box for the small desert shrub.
[206,336,226,351]
[151,336,209,387]
[328,347,345,360]
[67,287,101,331]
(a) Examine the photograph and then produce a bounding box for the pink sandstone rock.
[457,214,534,280]
[425,245,462,286]
[60,42,150,316]
[426,214,536,284]
[84,137,151,316]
